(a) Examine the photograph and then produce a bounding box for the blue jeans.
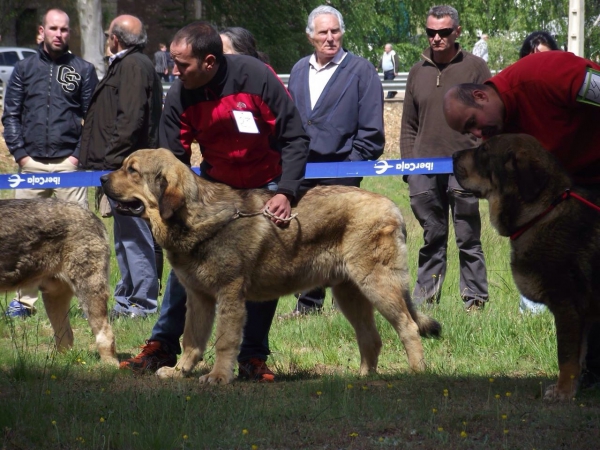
[151,179,279,362]
[111,200,159,315]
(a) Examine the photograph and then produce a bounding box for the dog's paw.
[199,370,233,385]
[543,383,575,401]
[103,357,120,368]
[156,366,183,379]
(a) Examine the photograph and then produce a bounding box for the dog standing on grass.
[453,134,600,401]
[0,198,118,365]
[102,149,441,384]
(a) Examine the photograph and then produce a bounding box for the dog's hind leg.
[359,271,426,373]
[332,281,382,375]
[40,278,75,354]
[157,290,216,380]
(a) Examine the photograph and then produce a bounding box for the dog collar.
[510,189,600,241]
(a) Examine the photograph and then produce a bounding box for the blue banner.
[0,158,453,190]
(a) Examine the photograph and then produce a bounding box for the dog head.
[452,134,572,236]
[101,149,199,222]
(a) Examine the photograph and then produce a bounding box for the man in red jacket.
[443,50,600,390]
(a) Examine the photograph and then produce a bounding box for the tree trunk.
[77,0,105,78]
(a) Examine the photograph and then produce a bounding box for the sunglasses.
[425,27,455,38]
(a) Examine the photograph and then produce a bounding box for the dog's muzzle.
[99,174,145,217]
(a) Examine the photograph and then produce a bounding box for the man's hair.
[41,8,69,28]
[519,31,559,59]
[306,5,345,38]
[427,5,460,27]
[112,17,147,49]
[172,21,224,63]
[451,83,488,108]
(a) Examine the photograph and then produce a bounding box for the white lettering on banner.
[26,176,61,186]
[373,160,435,174]
[395,161,435,172]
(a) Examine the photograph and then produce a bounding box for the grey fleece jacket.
[400,45,491,159]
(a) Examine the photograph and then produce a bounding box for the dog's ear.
[158,170,185,220]
[513,150,549,203]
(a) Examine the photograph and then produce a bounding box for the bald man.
[79,15,164,319]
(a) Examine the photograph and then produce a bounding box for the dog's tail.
[412,310,442,338]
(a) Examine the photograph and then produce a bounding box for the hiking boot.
[119,340,177,373]
[238,358,275,382]
[465,299,486,312]
[4,300,33,318]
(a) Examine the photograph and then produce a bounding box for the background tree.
[77,0,105,77]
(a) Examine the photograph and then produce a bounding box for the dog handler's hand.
[264,194,292,227]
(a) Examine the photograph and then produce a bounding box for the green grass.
[1,178,599,449]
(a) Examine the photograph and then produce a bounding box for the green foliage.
[392,42,425,72]
[198,0,600,73]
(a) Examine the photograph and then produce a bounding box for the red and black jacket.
[159,54,309,198]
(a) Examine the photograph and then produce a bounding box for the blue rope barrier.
[0,158,453,190]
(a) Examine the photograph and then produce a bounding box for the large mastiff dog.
[453,134,600,401]
[102,149,440,384]
[0,199,117,365]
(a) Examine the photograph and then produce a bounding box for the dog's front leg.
[544,310,585,401]
[199,285,246,385]
[156,290,216,379]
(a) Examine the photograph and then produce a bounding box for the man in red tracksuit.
[443,50,600,391]
[120,21,309,381]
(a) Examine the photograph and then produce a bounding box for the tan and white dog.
[102,149,441,384]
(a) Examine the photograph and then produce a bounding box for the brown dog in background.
[453,133,600,401]
[102,148,441,384]
[0,198,118,365]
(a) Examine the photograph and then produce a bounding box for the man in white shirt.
[287,4,385,314]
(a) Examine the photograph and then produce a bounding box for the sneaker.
[119,340,177,373]
[238,358,275,382]
[109,309,148,321]
[4,300,33,318]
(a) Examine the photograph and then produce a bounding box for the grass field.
[1,176,599,449]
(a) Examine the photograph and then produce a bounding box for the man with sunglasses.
[400,5,491,310]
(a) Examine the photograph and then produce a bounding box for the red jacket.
[486,51,600,184]
[159,54,308,198]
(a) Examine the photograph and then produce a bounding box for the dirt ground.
[0,101,403,172]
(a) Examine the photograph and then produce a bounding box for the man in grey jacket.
[400,5,490,310]
[287,4,384,314]
[1,8,98,318]
[79,14,163,319]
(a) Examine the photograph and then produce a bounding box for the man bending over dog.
[443,50,600,392]
[119,21,309,381]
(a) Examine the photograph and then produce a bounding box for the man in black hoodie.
[79,14,163,319]
[1,8,98,318]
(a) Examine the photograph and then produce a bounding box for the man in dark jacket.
[1,8,98,318]
[401,5,490,311]
[287,4,385,314]
[79,14,163,318]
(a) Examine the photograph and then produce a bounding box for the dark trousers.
[295,175,362,312]
[408,174,488,307]
[384,70,397,99]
